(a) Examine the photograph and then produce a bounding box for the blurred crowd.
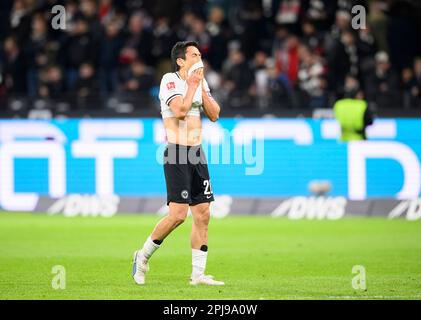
[1,0,421,114]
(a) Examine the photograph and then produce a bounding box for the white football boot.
[190,274,225,286]
[132,250,149,285]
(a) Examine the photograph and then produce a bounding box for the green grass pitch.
[0,212,420,300]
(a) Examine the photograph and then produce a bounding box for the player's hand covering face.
[187,69,203,88]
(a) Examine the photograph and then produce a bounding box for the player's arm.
[201,78,220,122]
[169,70,202,120]
[168,86,196,120]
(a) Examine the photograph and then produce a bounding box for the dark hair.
[170,41,199,72]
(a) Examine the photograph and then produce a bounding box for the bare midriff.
[163,115,202,146]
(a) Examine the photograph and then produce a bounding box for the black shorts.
[163,143,215,206]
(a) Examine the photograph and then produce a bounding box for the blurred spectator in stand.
[74,62,99,109]
[186,17,211,58]
[25,13,50,98]
[266,58,293,108]
[151,17,178,80]
[250,50,269,109]
[206,6,231,71]
[121,59,155,97]
[387,0,416,71]
[364,51,400,109]
[250,51,268,74]
[297,45,327,109]
[38,65,64,100]
[401,67,414,109]
[368,0,389,53]
[98,0,116,25]
[99,19,124,95]
[1,36,27,94]
[325,10,351,49]
[78,0,102,41]
[176,11,196,40]
[301,20,324,55]
[274,0,304,35]
[65,0,79,32]
[181,0,207,18]
[61,18,97,90]
[121,11,154,66]
[139,0,184,23]
[272,26,289,59]
[222,47,254,108]
[0,1,12,42]
[409,57,421,108]
[0,74,6,104]
[335,0,366,13]
[203,59,221,92]
[303,0,335,31]
[274,35,300,89]
[0,0,419,114]
[9,0,32,45]
[357,26,377,76]
[238,2,271,59]
[327,30,358,96]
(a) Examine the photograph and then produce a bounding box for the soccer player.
[132,41,224,286]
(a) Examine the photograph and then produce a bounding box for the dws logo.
[271,196,347,220]
[389,199,421,221]
[47,194,120,217]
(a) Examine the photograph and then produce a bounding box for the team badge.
[181,190,189,199]
[166,82,175,90]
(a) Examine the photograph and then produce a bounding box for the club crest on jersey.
[166,82,176,90]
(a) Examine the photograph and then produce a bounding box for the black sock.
[153,239,163,245]
[200,245,208,252]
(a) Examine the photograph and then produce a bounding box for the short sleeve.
[159,73,183,106]
[203,78,213,98]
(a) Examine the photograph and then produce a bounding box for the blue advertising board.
[0,118,420,211]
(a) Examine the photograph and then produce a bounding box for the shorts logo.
[181,190,189,199]
[166,82,175,90]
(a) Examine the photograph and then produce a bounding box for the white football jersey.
[159,72,211,119]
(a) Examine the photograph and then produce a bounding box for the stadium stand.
[0,0,421,118]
